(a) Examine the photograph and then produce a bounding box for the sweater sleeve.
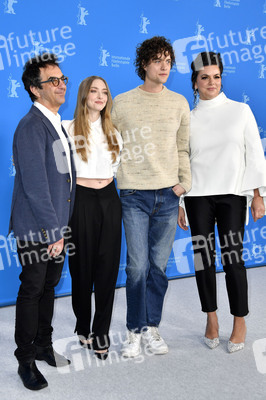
[240,105,266,208]
[177,99,191,193]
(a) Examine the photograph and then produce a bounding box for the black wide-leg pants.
[69,181,122,350]
[184,194,248,317]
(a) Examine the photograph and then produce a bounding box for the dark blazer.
[9,105,76,244]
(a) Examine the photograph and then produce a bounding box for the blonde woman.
[62,76,122,360]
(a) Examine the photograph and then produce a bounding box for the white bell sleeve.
[240,104,266,213]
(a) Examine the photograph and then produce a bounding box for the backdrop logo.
[99,45,110,66]
[139,13,150,34]
[172,237,197,274]
[173,36,208,73]
[174,25,266,74]
[99,44,130,69]
[242,91,250,104]
[3,0,17,14]
[0,233,19,271]
[195,20,205,40]
[264,1,266,14]
[7,232,16,252]
[77,3,89,25]
[0,26,76,71]
[214,0,221,7]
[32,40,46,55]
[7,73,20,97]
[246,28,257,45]
[214,0,241,8]
[258,64,266,78]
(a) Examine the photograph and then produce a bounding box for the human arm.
[177,205,188,231]
[251,188,265,222]
[241,105,266,201]
[112,129,123,177]
[172,184,186,197]
[176,98,191,193]
[14,118,63,243]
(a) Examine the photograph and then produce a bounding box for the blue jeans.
[120,188,179,333]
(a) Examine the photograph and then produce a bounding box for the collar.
[33,101,61,124]
[136,85,167,97]
[90,115,102,127]
[197,92,227,109]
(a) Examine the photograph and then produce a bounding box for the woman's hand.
[251,190,265,222]
[172,184,185,197]
[178,206,188,231]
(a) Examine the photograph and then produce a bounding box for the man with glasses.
[9,53,76,390]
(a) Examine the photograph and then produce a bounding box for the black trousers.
[184,194,248,317]
[15,241,65,363]
[69,181,122,350]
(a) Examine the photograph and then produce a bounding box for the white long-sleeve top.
[62,117,123,179]
[181,92,266,222]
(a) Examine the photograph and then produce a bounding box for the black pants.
[69,181,122,350]
[15,241,65,363]
[184,194,248,317]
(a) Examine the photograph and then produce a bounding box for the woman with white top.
[178,52,266,353]
[62,76,122,360]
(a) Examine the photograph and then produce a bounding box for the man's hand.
[172,184,185,197]
[177,206,188,231]
[47,238,64,258]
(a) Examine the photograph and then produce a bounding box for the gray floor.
[1,267,266,400]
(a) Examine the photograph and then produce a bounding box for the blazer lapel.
[29,105,72,176]
[61,124,76,181]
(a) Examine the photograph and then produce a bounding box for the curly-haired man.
[112,36,191,357]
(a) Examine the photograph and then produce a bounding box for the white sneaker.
[121,330,141,358]
[142,327,168,355]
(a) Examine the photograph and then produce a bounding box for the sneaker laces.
[149,327,161,342]
[128,331,140,344]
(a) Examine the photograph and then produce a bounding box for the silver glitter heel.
[227,341,244,353]
[204,336,220,349]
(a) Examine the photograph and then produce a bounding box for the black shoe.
[35,345,70,367]
[94,350,109,360]
[18,361,48,391]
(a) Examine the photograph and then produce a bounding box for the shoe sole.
[121,351,141,358]
[22,381,48,391]
[18,372,48,391]
[145,347,169,355]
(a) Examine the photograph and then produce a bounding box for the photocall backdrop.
[1,0,266,306]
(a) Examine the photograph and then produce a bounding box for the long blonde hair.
[73,76,119,162]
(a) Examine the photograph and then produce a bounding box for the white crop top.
[62,117,123,179]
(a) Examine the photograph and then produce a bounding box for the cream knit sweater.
[111,86,191,191]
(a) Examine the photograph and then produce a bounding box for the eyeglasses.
[39,75,68,87]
